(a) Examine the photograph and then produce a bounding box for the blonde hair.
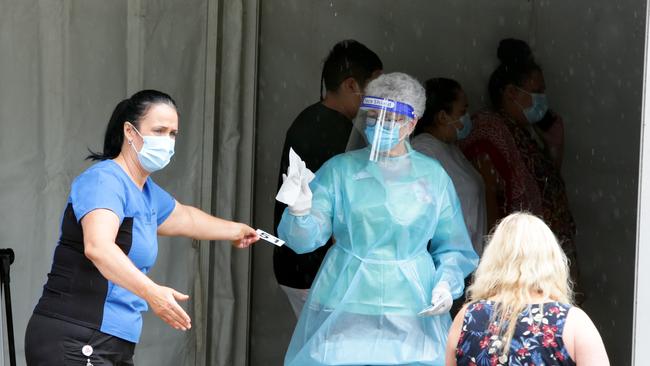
[466,212,573,357]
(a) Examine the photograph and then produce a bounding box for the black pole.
[0,249,15,366]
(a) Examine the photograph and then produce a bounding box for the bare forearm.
[184,205,240,241]
[81,209,192,330]
[158,203,258,247]
[86,241,155,299]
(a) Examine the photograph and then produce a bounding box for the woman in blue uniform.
[276,73,478,365]
[24,90,258,365]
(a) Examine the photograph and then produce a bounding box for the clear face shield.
[349,96,417,162]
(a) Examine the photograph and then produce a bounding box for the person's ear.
[436,110,448,124]
[406,118,418,135]
[123,122,135,144]
[342,77,360,94]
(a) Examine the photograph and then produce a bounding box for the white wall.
[634,2,650,362]
[251,1,645,364]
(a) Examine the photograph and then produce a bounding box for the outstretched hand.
[230,223,259,248]
[145,284,191,331]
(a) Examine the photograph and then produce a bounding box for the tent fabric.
[0,0,258,365]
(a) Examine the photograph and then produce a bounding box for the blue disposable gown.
[278,146,479,366]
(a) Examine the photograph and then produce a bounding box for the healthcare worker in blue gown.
[276,72,479,366]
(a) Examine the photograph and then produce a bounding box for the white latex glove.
[276,148,315,216]
[282,173,312,215]
[418,281,453,317]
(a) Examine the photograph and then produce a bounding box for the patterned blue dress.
[456,300,576,366]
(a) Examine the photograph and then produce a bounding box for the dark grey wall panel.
[251,1,645,364]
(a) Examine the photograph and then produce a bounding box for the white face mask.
[127,123,175,173]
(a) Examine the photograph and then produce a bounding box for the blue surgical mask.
[365,123,401,152]
[454,113,473,140]
[517,88,549,124]
[128,123,175,173]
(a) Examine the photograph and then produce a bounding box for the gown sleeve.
[429,175,479,298]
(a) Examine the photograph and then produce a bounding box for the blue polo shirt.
[34,160,176,343]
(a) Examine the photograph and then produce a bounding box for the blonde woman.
[445,212,608,366]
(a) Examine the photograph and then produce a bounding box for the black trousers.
[25,313,135,366]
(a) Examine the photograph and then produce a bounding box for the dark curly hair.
[488,38,541,108]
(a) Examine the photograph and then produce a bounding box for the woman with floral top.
[458,39,579,296]
[445,212,609,366]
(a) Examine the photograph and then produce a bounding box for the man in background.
[273,39,383,317]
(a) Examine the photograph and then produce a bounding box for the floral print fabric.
[459,109,580,295]
[459,110,576,254]
[456,300,576,366]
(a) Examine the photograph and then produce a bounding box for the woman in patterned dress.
[458,39,579,292]
[445,212,608,366]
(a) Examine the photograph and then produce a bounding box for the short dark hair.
[320,40,383,98]
[488,38,541,108]
[87,90,177,161]
[414,78,462,136]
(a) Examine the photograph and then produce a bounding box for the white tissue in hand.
[275,148,315,205]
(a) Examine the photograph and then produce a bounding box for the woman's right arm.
[564,307,610,365]
[82,209,192,331]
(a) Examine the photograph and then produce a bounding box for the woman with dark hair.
[412,78,486,256]
[458,39,579,294]
[24,90,259,365]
